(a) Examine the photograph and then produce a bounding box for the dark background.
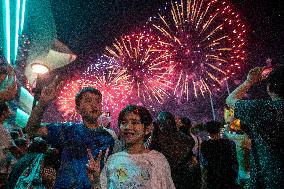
[43,0,283,123]
[51,0,283,67]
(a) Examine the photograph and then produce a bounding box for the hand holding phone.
[261,67,273,78]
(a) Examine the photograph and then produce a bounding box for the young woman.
[87,105,175,189]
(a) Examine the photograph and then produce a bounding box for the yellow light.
[31,62,50,74]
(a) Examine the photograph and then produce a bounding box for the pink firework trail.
[151,0,247,101]
[105,32,174,104]
[57,56,131,122]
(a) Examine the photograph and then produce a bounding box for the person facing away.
[87,105,176,189]
[226,65,284,189]
[25,78,115,189]
[178,116,202,189]
[179,117,202,159]
[201,121,239,189]
[150,111,194,189]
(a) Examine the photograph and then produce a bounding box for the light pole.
[31,62,49,109]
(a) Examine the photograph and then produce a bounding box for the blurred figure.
[201,121,239,189]
[0,65,17,103]
[223,114,251,187]
[226,66,284,188]
[179,116,202,188]
[150,112,194,189]
[0,103,23,188]
[179,117,202,158]
[6,137,59,189]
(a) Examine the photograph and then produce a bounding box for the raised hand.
[246,67,266,84]
[39,76,64,106]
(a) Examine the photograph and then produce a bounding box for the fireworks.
[57,56,131,122]
[83,55,131,113]
[105,32,174,104]
[151,0,246,100]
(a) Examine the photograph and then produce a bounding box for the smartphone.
[261,67,273,78]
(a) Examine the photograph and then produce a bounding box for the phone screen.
[261,68,273,78]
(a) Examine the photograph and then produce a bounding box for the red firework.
[105,32,174,104]
[151,0,247,100]
[57,56,131,122]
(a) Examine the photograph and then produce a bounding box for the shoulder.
[147,150,168,162]
[106,151,128,163]
[235,99,265,109]
[102,127,118,139]
[46,122,79,129]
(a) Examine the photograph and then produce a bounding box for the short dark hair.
[27,137,48,153]
[0,103,9,115]
[118,105,153,128]
[157,111,177,132]
[179,116,192,135]
[205,121,222,134]
[14,138,27,148]
[75,87,102,107]
[268,66,284,98]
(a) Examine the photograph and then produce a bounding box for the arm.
[25,99,49,137]
[25,76,63,137]
[0,66,17,103]
[226,67,265,109]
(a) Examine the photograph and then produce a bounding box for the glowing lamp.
[31,62,50,74]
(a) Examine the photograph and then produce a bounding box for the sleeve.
[234,100,263,134]
[45,123,67,147]
[99,157,109,189]
[152,152,176,189]
[230,140,239,176]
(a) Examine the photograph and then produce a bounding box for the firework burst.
[105,32,174,104]
[57,56,131,122]
[151,0,247,100]
[83,55,131,112]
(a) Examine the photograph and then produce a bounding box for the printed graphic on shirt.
[107,158,151,188]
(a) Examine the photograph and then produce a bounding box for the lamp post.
[31,62,49,109]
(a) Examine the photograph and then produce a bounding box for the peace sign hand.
[86,148,110,187]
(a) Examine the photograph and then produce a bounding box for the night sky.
[43,0,283,122]
[51,0,283,67]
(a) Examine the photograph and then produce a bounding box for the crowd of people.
[0,62,283,189]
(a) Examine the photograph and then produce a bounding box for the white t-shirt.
[0,124,14,173]
[100,150,176,189]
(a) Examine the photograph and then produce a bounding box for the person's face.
[76,92,102,123]
[120,112,150,146]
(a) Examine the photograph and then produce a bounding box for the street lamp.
[31,62,50,109]
[31,62,50,74]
